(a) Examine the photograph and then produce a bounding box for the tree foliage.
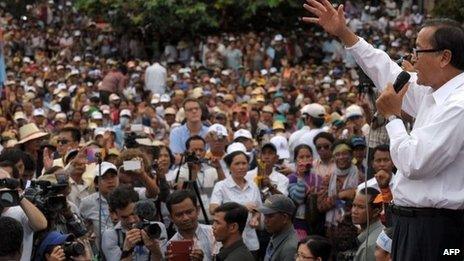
[433,0,464,22]
[75,0,305,39]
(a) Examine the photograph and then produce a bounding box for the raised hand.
[302,0,358,46]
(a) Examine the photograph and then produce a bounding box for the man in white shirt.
[144,60,167,96]
[246,143,289,197]
[303,1,464,260]
[288,103,326,160]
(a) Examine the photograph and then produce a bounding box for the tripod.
[175,155,210,225]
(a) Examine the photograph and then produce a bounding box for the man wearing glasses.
[169,97,209,164]
[303,0,464,260]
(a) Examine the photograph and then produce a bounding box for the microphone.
[393,71,411,93]
[134,199,157,221]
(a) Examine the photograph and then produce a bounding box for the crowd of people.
[0,0,457,260]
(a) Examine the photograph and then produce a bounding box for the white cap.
[109,93,120,101]
[73,56,82,62]
[94,127,106,136]
[50,104,62,113]
[160,94,171,103]
[270,135,290,160]
[207,123,228,137]
[165,107,176,115]
[226,142,247,156]
[33,108,45,117]
[274,34,283,41]
[55,112,67,121]
[322,76,332,84]
[269,67,278,74]
[335,79,345,86]
[94,162,117,177]
[82,105,91,113]
[13,111,27,122]
[221,70,230,76]
[91,111,103,120]
[120,109,132,118]
[301,103,326,118]
[260,69,268,76]
[151,94,160,104]
[345,105,364,119]
[233,129,253,140]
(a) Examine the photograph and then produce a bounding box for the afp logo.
[443,249,460,256]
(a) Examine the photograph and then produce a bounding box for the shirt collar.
[432,72,464,105]
[270,227,295,248]
[225,177,250,190]
[357,219,383,243]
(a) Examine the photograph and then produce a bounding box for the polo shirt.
[169,123,209,154]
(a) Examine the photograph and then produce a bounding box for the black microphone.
[393,71,411,93]
[134,199,157,221]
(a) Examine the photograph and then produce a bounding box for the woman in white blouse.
[209,149,262,255]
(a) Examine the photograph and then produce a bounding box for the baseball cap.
[345,105,364,119]
[109,93,120,101]
[151,94,160,104]
[226,142,247,156]
[233,129,253,140]
[301,103,326,118]
[35,232,75,260]
[270,135,290,160]
[91,111,103,120]
[13,111,27,122]
[160,94,171,103]
[262,105,274,114]
[165,107,176,115]
[258,194,296,215]
[120,109,132,118]
[208,123,228,137]
[33,108,45,117]
[94,162,118,177]
[351,136,366,148]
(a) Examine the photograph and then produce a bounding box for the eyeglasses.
[185,107,200,113]
[295,252,317,260]
[412,48,443,58]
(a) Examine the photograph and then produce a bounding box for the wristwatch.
[387,115,401,122]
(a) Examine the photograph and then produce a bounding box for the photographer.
[34,231,92,261]
[0,170,48,261]
[102,185,166,261]
[175,135,220,221]
[118,148,160,199]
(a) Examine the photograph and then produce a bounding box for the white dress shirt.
[288,126,324,161]
[144,62,167,95]
[210,177,262,251]
[347,38,464,210]
[245,168,289,196]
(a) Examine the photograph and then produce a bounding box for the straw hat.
[17,123,50,144]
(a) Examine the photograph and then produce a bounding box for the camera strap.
[116,228,126,251]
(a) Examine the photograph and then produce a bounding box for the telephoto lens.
[61,241,85,258]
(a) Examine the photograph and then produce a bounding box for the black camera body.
[61,241,85,258]
[184,151,200,164]
[135,221,162,241]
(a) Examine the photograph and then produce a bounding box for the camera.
[61,241,85,258]
[135,221,162,245]
[0,178,21,190]
[184,151,200,164]
[24,180,67,216]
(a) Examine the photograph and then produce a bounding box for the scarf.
[325,164,359,227]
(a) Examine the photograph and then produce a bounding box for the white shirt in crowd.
[144,62,167,95]
[245,168,289,196]
[288,126,324,161]
[210,177,262,251]
[347,37,464,210]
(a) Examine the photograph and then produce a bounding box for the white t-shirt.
[245,168,289,196]
[2,206,34,261]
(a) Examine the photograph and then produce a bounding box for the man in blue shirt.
[169,98,209,164]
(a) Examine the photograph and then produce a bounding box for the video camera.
[24,180,68,216]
